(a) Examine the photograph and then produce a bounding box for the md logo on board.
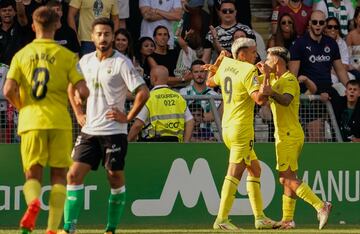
[131,158,276,216]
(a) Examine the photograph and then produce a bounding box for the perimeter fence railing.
[0,94,342,144]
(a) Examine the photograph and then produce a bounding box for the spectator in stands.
[148,25,192,87]
[114,28,134,60]
[117,0,129,29]
[67,0,120,56]
[139,0,182,49]
[181,0,214,42]
[128,65,194,142]
[189,102,215,142]
[0,63,9,143]
[346,7,360,81]
[271,0,312,37]
[46,0,80,55]
[324,17,353,95]
[313,0,354,37]
[180,59,221,134]
[0,0,29,65]
[332,80,360,142]
[213,0,252,28]
[268,13,296,50]
[134,37,155,88]
[202,0,255,63]
[289,10,349,141]
[174,28,202,77]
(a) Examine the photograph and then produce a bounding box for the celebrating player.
[204,38,278,230]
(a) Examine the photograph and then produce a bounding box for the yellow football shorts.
[20,129,73,172]
[223,127,257,165]
[275,139,304,172]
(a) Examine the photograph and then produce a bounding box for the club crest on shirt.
[252,76,259,85]
[324,46,331,53]
[301,10,307,17]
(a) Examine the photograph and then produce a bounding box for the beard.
[97,42,112,52]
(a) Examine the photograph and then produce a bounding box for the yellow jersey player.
[3,6,89,234]
[204,38,278,230]
[257,46,332,230]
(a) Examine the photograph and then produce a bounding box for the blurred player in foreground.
[3,6,89,234]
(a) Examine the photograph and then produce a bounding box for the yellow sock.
[47,184,66,232]
[282,195,296,221]
[23,179,41,205]
[246,176,264,219]
[217,175,239,220]
[295,183,323,211]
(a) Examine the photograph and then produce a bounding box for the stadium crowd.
[0,0,360,144]
[1,0,360,233]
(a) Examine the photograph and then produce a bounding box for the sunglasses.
[311,20,325,26]
[281,20,293,25]
[221,8,235,14]
[327,25,339,30]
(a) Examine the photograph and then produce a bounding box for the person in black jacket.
[333,80,360,142]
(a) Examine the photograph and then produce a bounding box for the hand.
[256,62,271,75]
[320,92,331,102]
[75,113,86,127]
[298,75,309,83]
[74,90,84,106]
[259,75,273,96]
[106,107,128,123]
[182,70,193,82]
[209,25,218,40]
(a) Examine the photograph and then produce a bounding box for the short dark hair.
[188,103,203,113]
[0,0,15,10]
[153,25,169,37]
[46,0,62,8]
[92,17,114,32]
[217,0,236,10]
[32,6,59,31]
[191,59,205,69]
[346,80,360,88]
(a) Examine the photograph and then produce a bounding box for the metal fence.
[0,94,342,143]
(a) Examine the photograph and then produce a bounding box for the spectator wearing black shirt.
[332,80,360,142]
[47,0,80,54]
[0,0,29,65]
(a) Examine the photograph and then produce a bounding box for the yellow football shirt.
[267,71,304,140]
[213,57,260,130]
[7,39,84,134]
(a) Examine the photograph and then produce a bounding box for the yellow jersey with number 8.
[7,39,84,134]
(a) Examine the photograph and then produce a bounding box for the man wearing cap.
[258,46,332,230]
[204,38,278,230]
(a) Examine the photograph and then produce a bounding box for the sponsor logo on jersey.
[309,54,331,63]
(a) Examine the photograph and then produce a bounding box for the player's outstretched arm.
[3,79,21,110]
[203,50,227,87]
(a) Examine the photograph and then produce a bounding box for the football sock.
[282,195,296,221]
[105,186,126,232]
[295,182,324,211]
[20,179,42,230]
[63,184,84,232]
[23,179,41,205]
[217,175,239,220]
[47,184,66,232]
[247,176,265,219]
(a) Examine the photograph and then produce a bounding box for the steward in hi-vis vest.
[128,65,194,142]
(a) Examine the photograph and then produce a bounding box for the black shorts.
[72,132,128,171]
